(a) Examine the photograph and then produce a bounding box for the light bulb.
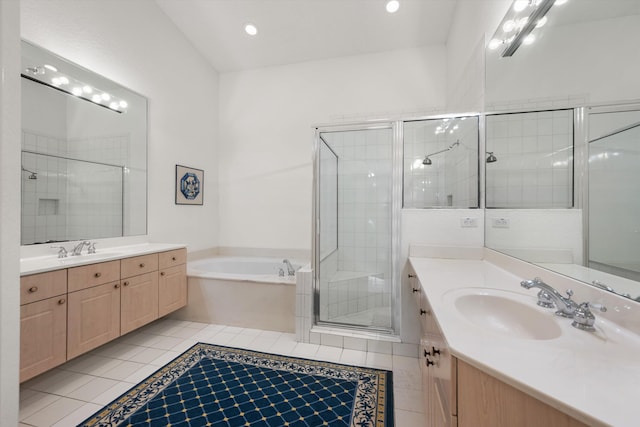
[51,77,62,86]
[523,34,536,45]
[517,17,529,29]
[71,87,83,96]
[536,16,548,28]
[101,93,111,101]
[488,39,502,50]
[109,102,119,110]
[386,0,400,13]
[119,100,128,108]
[245,24,257,36]
[503,20,516,32]
[82,85,93,94]
[92,94,102,103]
[513,0,529,12]
[58,76,69,85]
[44,64,57,72]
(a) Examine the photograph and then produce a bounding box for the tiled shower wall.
[485,110,573,208]
[403,117,479,208]
[21,130,127,244]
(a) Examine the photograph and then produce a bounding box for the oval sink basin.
[448,290,562,340]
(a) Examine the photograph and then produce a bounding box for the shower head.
[422,140,460,166]
[22,166,38,179]
[422,156,432,166]
[486,152,497,163]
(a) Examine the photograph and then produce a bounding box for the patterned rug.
[79,343,394,426]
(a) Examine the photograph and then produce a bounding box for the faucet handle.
[51,246,68,258]
[87,242,96,254]
[571,302,607,332]
[536,290,555,308]
[565,289,574,298]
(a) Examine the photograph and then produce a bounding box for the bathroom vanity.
[19,244,187,382]
[408,246,640,427]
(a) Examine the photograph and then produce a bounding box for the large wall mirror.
[484,0,640,302]
[21,40,147,245]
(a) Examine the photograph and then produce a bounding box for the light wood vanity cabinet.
[409,267,588,427]
[20,269,68,382]
[20,247,187,382]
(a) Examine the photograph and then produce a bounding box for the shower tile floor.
[18,318,425,427]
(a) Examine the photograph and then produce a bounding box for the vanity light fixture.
[22,66,128,113]
[488,0,558,57]
[386,0,400,13]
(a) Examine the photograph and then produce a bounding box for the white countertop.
[409,256,640,427]
[21,243,187,275]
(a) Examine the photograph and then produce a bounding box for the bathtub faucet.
[282,259,296,276]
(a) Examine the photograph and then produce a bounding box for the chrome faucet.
[282,259,296,276]
[51,245,68,258]
[71,241,91,256]
[520,277,579,318]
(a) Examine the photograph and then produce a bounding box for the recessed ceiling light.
[386,0,400,13]
[245,24,258,36]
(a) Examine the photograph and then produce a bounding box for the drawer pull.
[431,346,441,356]
[420,309,427,316]
[94,272,102,278]
[172,256,177,261]
[139,263,145,268]
[426,358,435,367]
[160,272,165,276]
[123,281,130,287]
[412,288,419,293]
[58,298,66,305]
[408,273,416,278]
[28,286,38,293]
[114,283,121,289]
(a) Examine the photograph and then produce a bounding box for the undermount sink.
[445,289,562,340]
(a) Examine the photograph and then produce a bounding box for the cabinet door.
[67,282,121,359]
[20,296,67,382]
[158,264,187,317]
[121,272,159,335]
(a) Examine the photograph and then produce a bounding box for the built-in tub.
[171,257,304,333]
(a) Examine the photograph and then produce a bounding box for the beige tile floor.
[19,318,425,427]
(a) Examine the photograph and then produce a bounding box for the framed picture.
[175,165,204,205]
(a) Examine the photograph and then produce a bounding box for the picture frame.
[175,165,204,205]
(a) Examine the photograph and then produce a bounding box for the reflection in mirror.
[21,40,147,245]
[484,0,640,302]
[486,110,573,208]
[403,116,479,208]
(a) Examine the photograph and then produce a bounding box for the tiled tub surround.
[410,246,640,427]
[169,256,300,333]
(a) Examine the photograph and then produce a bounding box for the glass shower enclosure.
[313,124,399,333]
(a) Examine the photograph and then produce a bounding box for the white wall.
[21,0,220,252]
[445,0,511,110]
[219,46,447,251]
[0,1,22,424]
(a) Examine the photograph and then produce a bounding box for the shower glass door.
[315,126,396,332]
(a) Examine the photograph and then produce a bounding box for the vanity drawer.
[68,260,121,292]
[20,270,67,305]
[121,253,159,278]
[159,248,186,269]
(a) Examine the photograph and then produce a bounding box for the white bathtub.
[170,257,304,333]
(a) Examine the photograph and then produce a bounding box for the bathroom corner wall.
[21,0,220,252]
[218,46,447,252]
[0,1,22,424]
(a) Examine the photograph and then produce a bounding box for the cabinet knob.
[28,286,38,293]
[114,283,121,289]
[94,272,102,278]
[412,288,419,293]
[123,281,129,287]
[172,256,176,261]
[160,272,165,276]
[58,298,66,305]
[426,358,435,367]
[431,346,441,356]
[420,309,427,316]
[139,263,145,268]
[408,273,416,278]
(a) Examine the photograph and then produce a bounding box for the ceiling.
[156,0,459,72]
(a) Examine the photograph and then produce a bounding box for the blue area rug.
[79,343,394,426]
